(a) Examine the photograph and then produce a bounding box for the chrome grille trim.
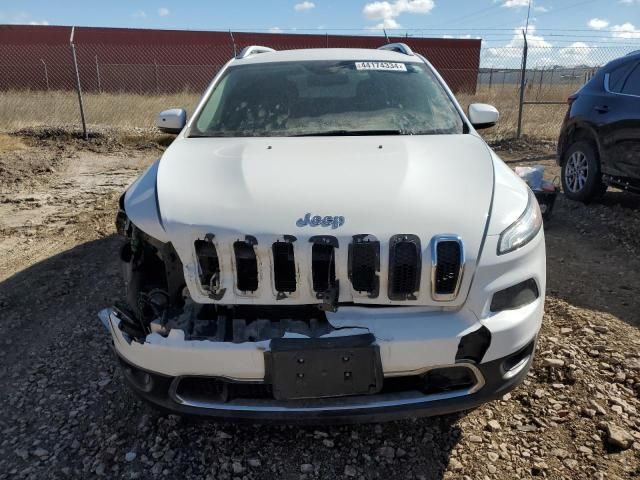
[193,233,466,303]
[388,234,421,301]
[430,235,465,302]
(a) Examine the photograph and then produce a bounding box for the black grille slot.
[312,244,335,292]
[233,241,258,292]
[272,242,297,293]
[434,240,462,296]
[195,239,219,289]
[388,235,421,300]
[348,238,379,296]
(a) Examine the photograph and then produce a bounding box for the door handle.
[594,105,609,113]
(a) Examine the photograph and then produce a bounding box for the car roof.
[232,48,424,66]
[603,50,640,71]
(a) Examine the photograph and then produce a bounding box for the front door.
[599,60,640,183]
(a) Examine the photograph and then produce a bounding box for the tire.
[561,141,606,203]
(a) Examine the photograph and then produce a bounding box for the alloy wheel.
[565,151,589,193]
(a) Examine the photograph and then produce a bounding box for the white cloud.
[158,7,170,17]
[132,10,147,18]
[552,42,602,67]
[363,0,434,29]
[588,18,609,29]
[368,17,401,30]
[486,25,550,58]
[611,22,640,38]
[534,5,549,12]
[501,0,530,8]
[27,20,49,25]
[294,1,315,11]
[442,33,480,39]
[269,26,283,33]
[560,41,593,61]
[515,25,551,47]
[619,0,639,4]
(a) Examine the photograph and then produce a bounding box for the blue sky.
[0,0,638,48]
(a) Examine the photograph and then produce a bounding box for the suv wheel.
[561,141,606,203]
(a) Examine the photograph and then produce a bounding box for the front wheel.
[561,141,606,203]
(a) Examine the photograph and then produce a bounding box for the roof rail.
[236,45,276,59]
[378,43,414,56]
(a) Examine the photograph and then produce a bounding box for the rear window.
[190,60,464,137]
[607,61,637,93]
[621,63,640,96]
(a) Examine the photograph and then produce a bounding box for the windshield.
[190,60,464,137]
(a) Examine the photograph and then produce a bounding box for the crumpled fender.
[124,159,169,243]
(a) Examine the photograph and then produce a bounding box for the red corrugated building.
[0,25,480,93]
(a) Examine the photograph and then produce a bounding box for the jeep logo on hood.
[296,213,345,229]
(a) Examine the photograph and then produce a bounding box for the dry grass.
[458,84,579,140]
[0,90,200,131]
[0,133,27,153]
[0,85,581,140]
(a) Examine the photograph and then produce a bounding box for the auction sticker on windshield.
[355,62,407,72]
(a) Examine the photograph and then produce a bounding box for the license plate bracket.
[266,334,383,400]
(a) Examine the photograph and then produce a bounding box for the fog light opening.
[421,365,481,395]
[126,367,154,392]
[501,341,535,379]
[490,278,539,312]
[503,356,530,379]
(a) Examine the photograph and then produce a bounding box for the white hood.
[156,134,494,306]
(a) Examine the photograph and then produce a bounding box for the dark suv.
[557,51,640,202]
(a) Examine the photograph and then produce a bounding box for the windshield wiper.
[291,129,404,137]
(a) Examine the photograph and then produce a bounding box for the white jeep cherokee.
[101,43,545,423]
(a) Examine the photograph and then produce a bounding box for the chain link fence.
[0,29,637,140]
[460,40,638,139]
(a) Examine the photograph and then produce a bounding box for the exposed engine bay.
[117,222,340,344]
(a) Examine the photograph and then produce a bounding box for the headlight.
[498,189,542,255]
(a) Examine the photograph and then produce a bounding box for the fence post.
[229,30,237,57]
[488,68,493,90]
[69,27,88,140]
[40,59,49,90]
[516,29,528,139]
[95,55,102,93]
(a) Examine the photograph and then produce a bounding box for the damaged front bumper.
[98,297,541,423]
[111,342,533,423]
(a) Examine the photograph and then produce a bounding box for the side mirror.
[156,108,187,134]
[468,103,499,130]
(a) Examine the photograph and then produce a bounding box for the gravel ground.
[0,130,638,480]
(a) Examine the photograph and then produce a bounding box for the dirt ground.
[0,129,638,480]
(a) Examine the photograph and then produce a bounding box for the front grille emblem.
[296,213,345,229]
